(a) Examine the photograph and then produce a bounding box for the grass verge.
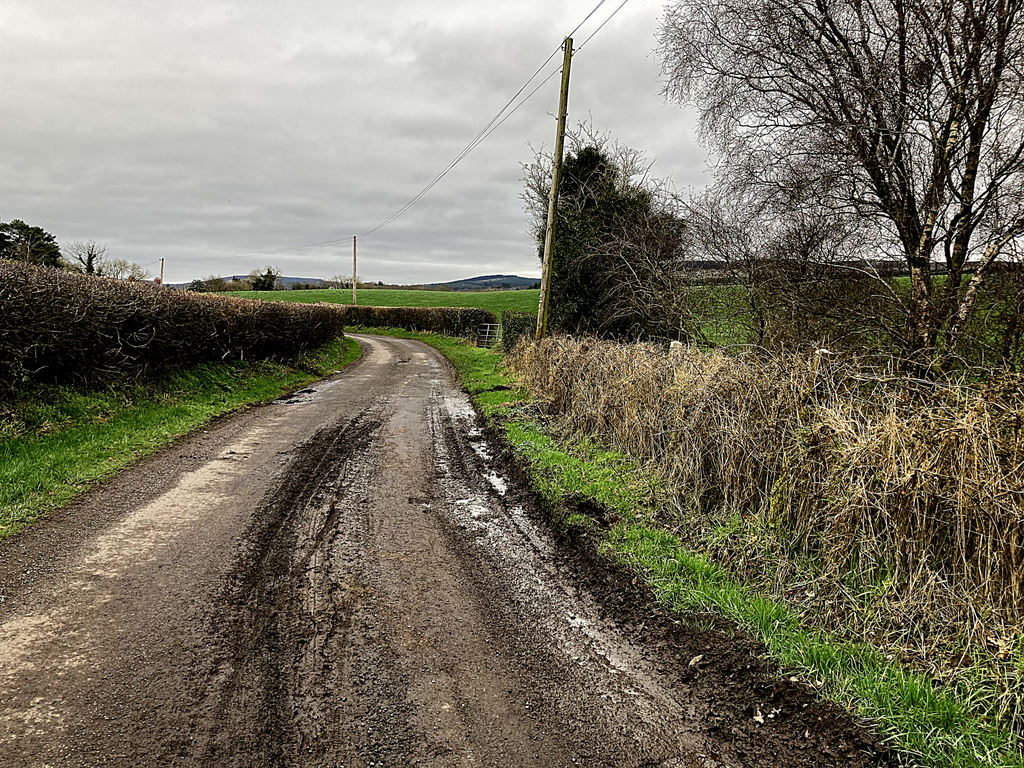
[362,327,1022,768]
[0,336,362,541]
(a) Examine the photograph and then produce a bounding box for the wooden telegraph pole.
[352,236,358,305]
[535,37,574,341]
[159,258,165,288]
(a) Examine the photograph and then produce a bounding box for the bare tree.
[328,274,353,289]
[64,240,107,275]
[659,0,1024,358]
[97,258,150,281]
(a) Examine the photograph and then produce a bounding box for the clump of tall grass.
[508,336,1024,732]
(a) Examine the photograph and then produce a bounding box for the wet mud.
[0,334,890,767]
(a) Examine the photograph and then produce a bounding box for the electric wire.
[307,0,615,244]
[351,0,619,239]
[464,0,635,161]
[575,0,632,51]
[286,46,562,248]
[348,48,565,240]
[247,0,629,256]
[356,61,563,239]
[567,0,611,37]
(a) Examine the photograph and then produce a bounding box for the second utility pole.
[535,36,574,341]
[352,235,358,305]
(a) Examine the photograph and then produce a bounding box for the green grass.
[0,337,362,540]
[610,523,1019,768]
[375,328,1023,768]
[228,287,540,315]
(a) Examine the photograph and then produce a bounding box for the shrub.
[341,305,496,339]
[499,311,535,353]
[0,262,347,391]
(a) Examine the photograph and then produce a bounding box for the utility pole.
[535,36,574,341]
[352,236,358,305]
[159,258,165,287]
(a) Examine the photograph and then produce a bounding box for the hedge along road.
[0,335,886,768]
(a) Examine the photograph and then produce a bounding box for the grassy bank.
[229,287,539,315]
[375,328,1022,768]
[0,337,361,540]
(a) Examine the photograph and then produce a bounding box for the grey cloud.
[1,0,708,284]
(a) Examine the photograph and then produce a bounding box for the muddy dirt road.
[0,334,886,767]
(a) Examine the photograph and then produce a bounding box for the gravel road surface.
[0,334,887,767]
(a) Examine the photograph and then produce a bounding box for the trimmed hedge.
[0,262,348,391]
[341,305,496,338]
[500,310,536,352]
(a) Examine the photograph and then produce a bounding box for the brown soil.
[0,334,892,767]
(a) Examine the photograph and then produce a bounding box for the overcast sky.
[1,0,709,284]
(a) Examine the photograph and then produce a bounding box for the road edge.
[361,327,1020,768]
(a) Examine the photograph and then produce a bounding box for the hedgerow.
[341,305,496,338]
[0,262,348,391]
[499,310,535,352]
[510,335,1024,737]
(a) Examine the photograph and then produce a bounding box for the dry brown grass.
[509,335,1024,727]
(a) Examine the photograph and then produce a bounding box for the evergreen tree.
[0,219,63,268]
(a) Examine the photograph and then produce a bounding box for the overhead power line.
[576,0,632,51]
[356,60,565,239]
[447,0,635,166]
[284,0,631,250]
[355,1,620,238]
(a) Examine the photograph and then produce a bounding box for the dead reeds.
[509,335,1024,726]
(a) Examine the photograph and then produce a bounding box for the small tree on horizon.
[64,240,108,275]
[249,266,280,291]
[97,258,150,281]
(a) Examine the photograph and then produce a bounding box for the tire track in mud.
[427,391,711,766]
[0,334,889,768]
[192,406,391,765]
[425,362,888,768]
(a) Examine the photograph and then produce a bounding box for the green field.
[228,287,540,315]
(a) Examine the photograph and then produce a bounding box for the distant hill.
[429,275,540,291]
[275,276,327,288]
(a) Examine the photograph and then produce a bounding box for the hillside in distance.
[430,274,540,291]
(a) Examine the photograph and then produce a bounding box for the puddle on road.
[484,471,507,496]
[447,398,510,498]
[272,378,346,405]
